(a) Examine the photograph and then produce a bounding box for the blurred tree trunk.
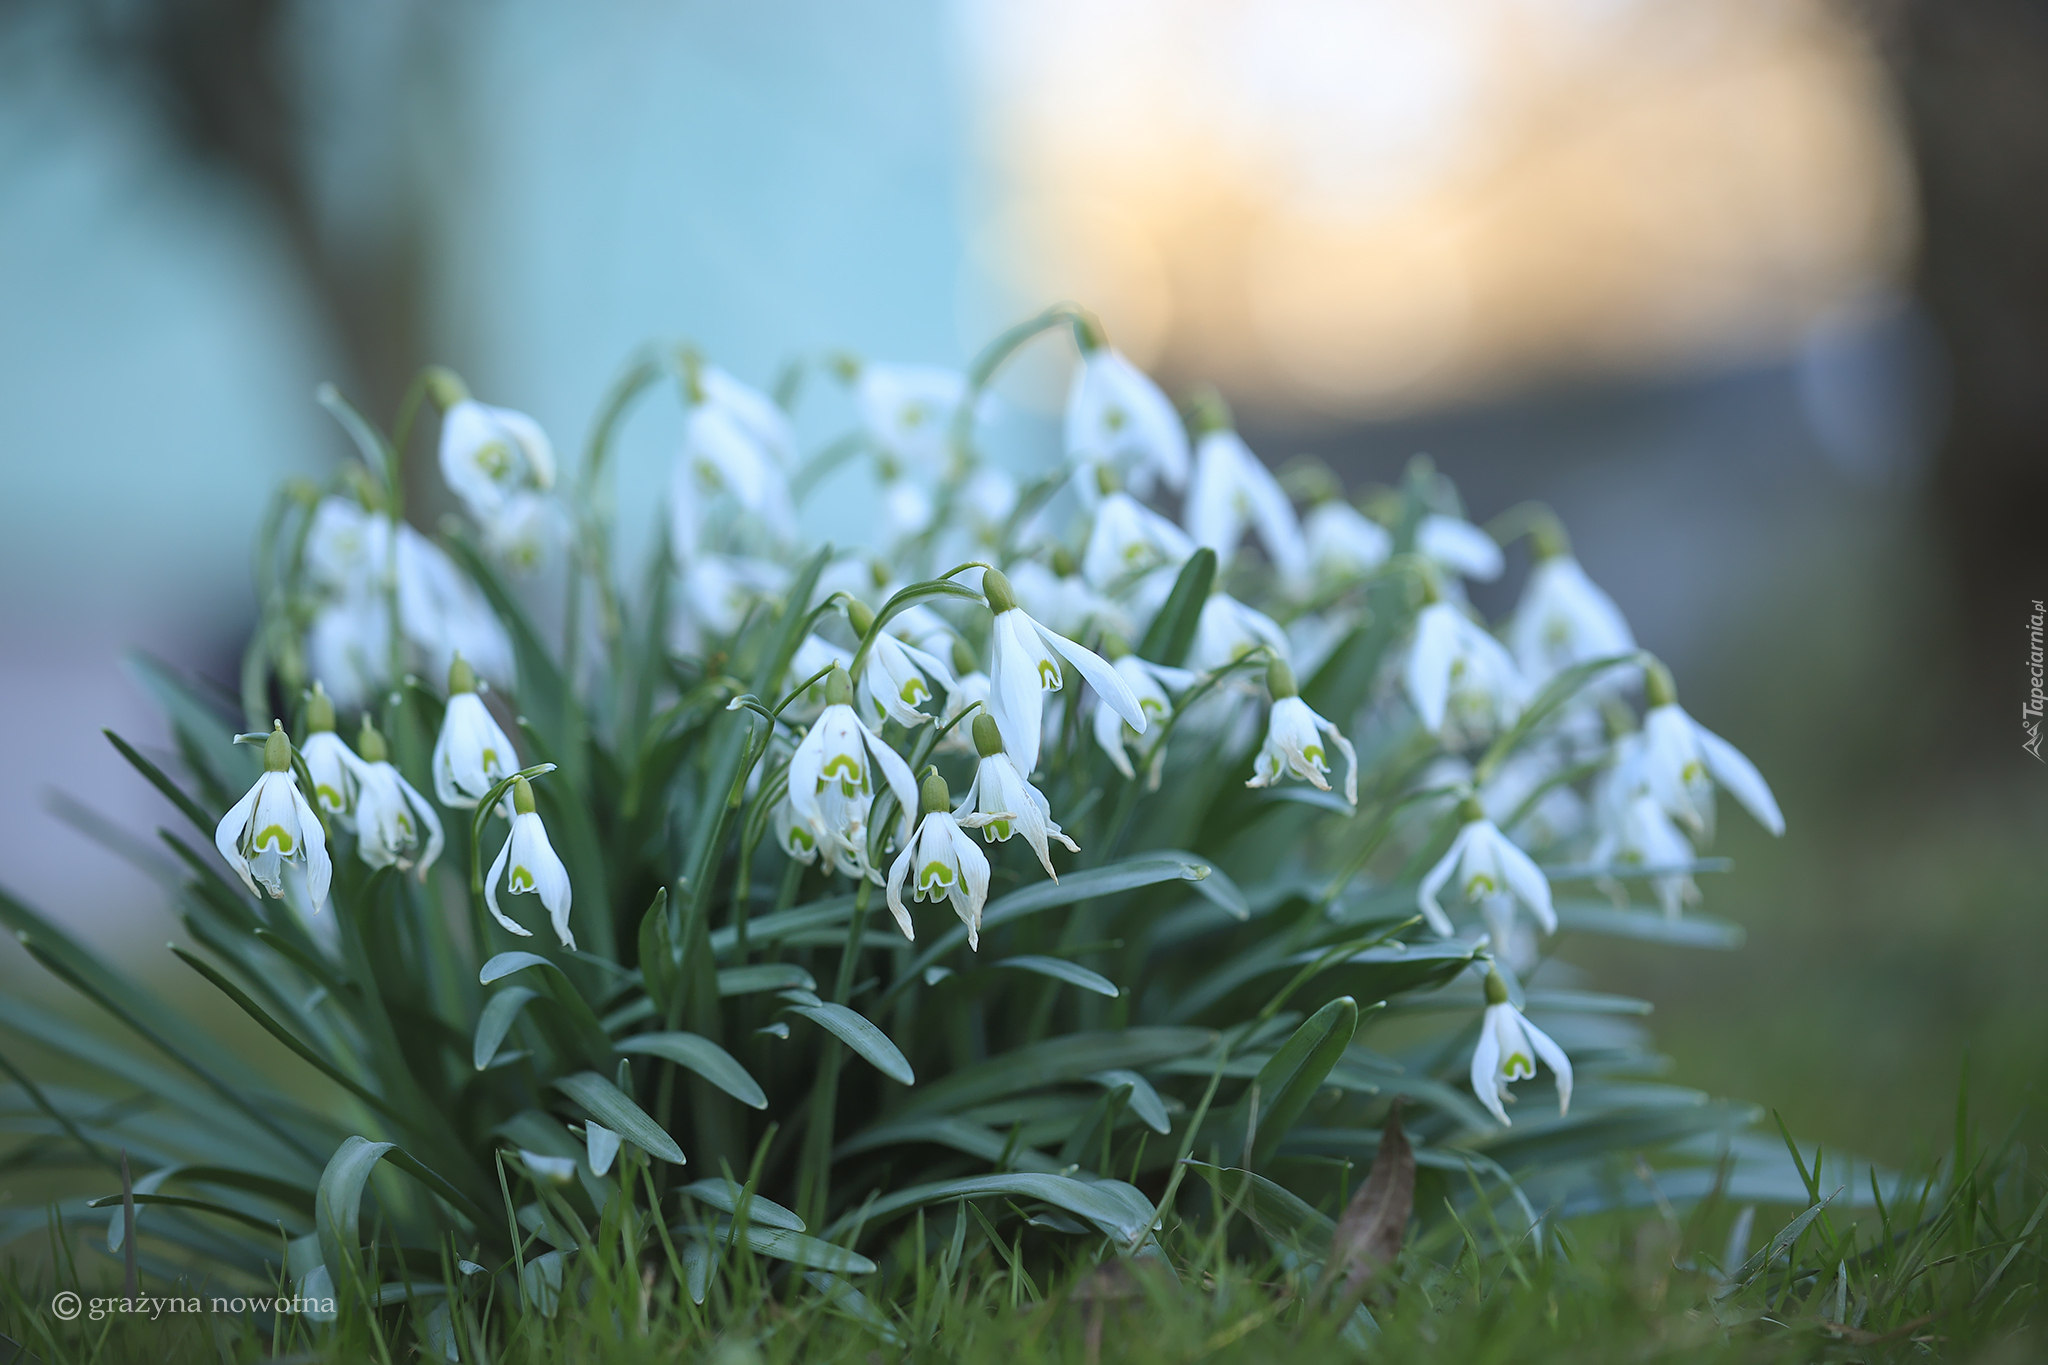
[84,0,433,465]
[1878,0,2048,758]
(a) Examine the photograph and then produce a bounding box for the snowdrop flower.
[1185,421,1308,589]
[787,667,920,879]
[1064,338,1189,498]
[305,497,392,597]
[1417,514,1504,582]
[982,568,1147,775]
[856,363,976,471]
[348,716,444,878]
[1404,597,1524,742]
[1092,644,1194,781]
[432,654,518,809]
[1188,594,1291,675]
[394,525,516,688]
[1591,792,1699,919]
[438,397,555,520]
[846,598,954,728]
[1246,659,1358,805]
[1082,489,1195,592]
[1471,969,1572,1127]
[484,775,574,949]
[886,772,994,948]
[1639,665,1784,839]
[306,595,391,712]
[670,401,797,560]
[214,722,330,912]
[1418,798,1555,937]
[1304,502,1393,584]
[672,554,791,653]
[298,683,359,824]
[1479,748,1588,851]
[1507,534,1635,689]
[700,365,796,471]
[957,713,1078,878]
[481,491,570,577]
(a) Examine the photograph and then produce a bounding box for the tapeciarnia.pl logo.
[2026,598,2045,762]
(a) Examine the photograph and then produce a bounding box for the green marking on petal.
[1463,873,1498,899]
[317,785,345,810]
[1504,1051,1535,1079]
[900,677,929,705]
[476,441,512,478]
[255,825,294,853]
[510,865,535,893]
[1303,744,1325,766]
[1037,659,1062,689]
[917,861,956,894]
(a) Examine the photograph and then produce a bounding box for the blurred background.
[0,0,2040,1166]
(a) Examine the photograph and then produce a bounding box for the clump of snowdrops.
[1,304,1817,1356]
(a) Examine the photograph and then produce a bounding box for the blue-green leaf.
[785,1003,914,1085]
[615,1033,768,1109]
[474,988,540,1071]
[552,1072,685,1165]
[995,956,1119,998]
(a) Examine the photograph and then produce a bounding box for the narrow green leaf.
[1239,995,1359,1168]
[552,1071,686,1164]
[718,964,817,997]
[474,988,540,1071]
[823,1174,1155,1245]
[896,1027,1214,1117]
[104,730,215,835]
[679,1178,806,1231]
[1088,1069,1172,1135]
[785,1004,914,1085]
[86,1191,288,1237]
[995,956,1119,998]
[1139,547,1216,667]
[685,1221,878,1274]
[616,1032,768,1110]
[315,1136,396,1294]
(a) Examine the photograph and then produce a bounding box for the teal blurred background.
[0,0,2040,1169]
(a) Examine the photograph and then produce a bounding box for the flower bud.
[306,682,336,735]
[1484,968,1511,1006]
[981,568,1019,616]
[972,712,1004,758]
[846,598,877,636]
[1645,658,1678,709]
[920,771,951,815]
[263,721,292,774]
[951,638,978,676]
[357,716,389,764]
[1266,656,1299,700]
[824,665,854,708]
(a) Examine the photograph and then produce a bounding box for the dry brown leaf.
[1317,1098,1415,1310]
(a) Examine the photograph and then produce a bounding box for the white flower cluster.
[256,312,1785,1131]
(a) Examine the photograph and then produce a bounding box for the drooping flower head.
[1090,637,1193,782]
[1404,593,1525,744]
[1416,513,1504,583]
[1304,501,1393,586]
[786,666,920,880]
[438,394,556,521]
[983,567,1147,775]
[1184,399,1307,590]
[1082,486,1195,594]
[846,597,955,729]
[484,775,574,949]
[957,712,1079,879]
[350,716,444,878]
[1471,969,1573,1127]
[298,682,359,825]
[1417,797,1555,938]
[1064,322,1189,499]
[855,362,976,473]
[886,771,994,949]
[432,653,519,809]
[1638,663,1784,841]
[214,722,331,912]
[1246,657,1358,806]
[1506,523,1635,690]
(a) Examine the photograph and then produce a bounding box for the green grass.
[6,1106,2040,1364]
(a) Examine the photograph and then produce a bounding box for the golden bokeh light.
[965,0,1915,417]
